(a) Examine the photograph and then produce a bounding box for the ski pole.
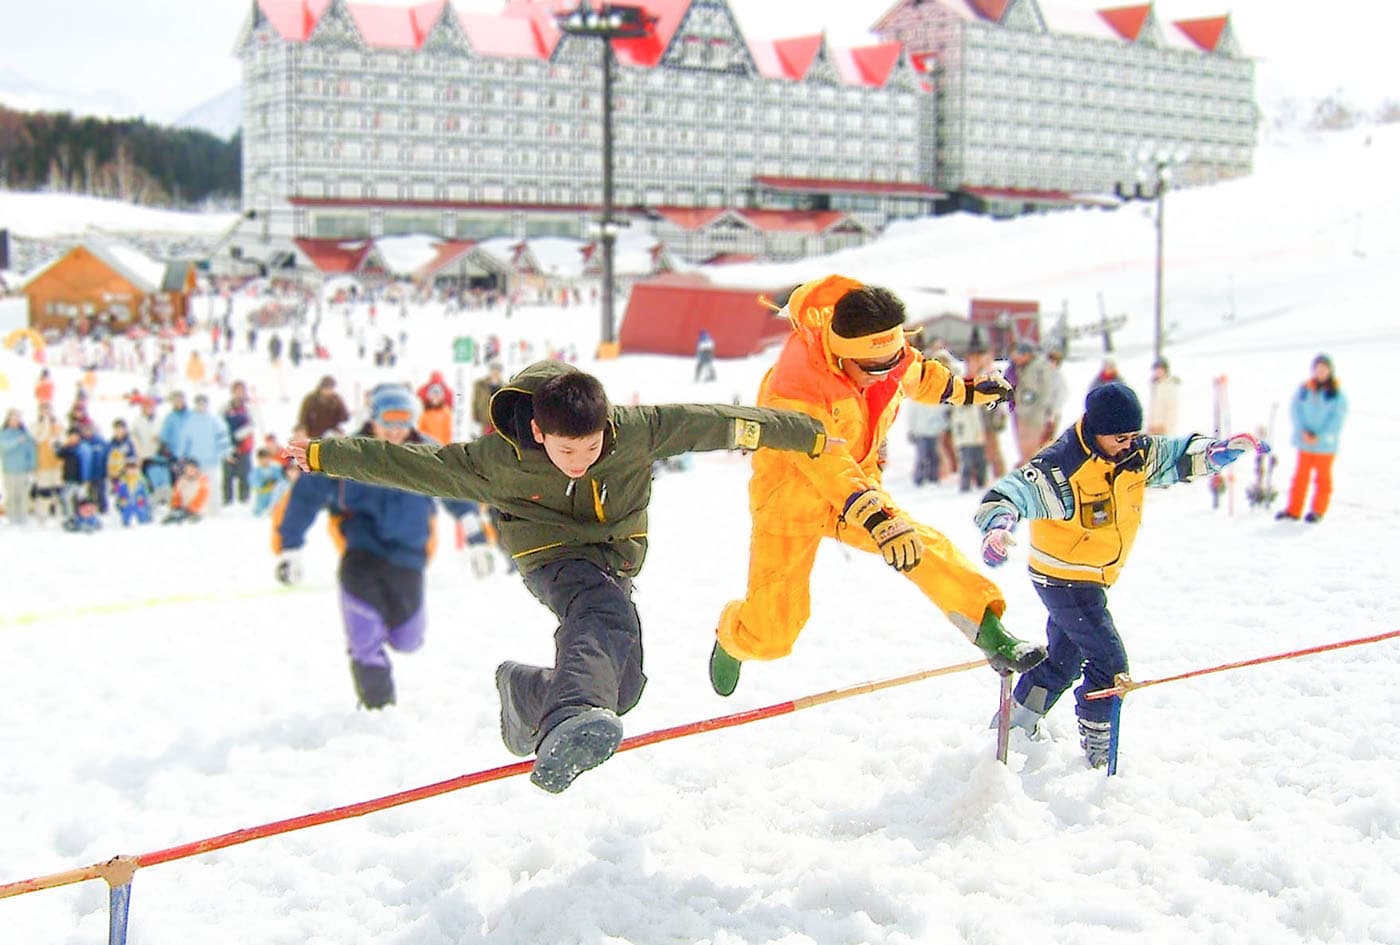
[1085,629,1400,701]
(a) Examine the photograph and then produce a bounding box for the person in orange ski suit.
[710,276,1047,696]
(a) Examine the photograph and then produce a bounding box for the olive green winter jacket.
[307,360,828,577]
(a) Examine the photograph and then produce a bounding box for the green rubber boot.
[974,610,1047,674]
[709,642,742,697]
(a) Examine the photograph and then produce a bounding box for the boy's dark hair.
[256,447,272,460]
[831,286,906,339]
[533,372,609,438]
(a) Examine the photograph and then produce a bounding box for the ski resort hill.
[1,124,1399,944]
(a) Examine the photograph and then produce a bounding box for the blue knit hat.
[1083,382,1142,437]
[370,384,417,428]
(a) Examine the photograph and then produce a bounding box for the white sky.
[0,0,1393,122]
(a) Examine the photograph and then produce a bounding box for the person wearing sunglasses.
[710,274,1045,699]
[973,381,1266,767]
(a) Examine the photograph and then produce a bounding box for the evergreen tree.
[0,106,240,205]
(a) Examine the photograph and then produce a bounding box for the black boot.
[495,661,540,757]
[529,707,623,794]
[350,661,396,710]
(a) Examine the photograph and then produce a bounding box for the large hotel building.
[231,0,1256,266]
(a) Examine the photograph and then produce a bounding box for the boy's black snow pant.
[1013,581,1128,725]
[518,558,647,737]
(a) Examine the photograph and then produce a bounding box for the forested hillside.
[0,106,240,207]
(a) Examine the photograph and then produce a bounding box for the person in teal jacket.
[1277,354,1347,523]
[1,409,39,525]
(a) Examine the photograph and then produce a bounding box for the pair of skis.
[1211,375,1231,512]
[1214,374,1280,511]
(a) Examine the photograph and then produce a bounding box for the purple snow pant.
[338,548,426,668]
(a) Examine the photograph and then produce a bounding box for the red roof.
[963,186,1118,207]
[289,195,600,213]
[1097,5,1151,42]
[417,240,480,279]
[608,0,690,68]
[657,207,862,234]
[1174,16,1229,51]
[775,35,823,80]
[345,2,442,48]
[498,0,563,55]
[294,238,376,273]
[257,0,333,41]
[256,0,916,84]
[458,12,554,58]
[739,209,851,233]
[834,42,904,87]
[754,175,945,198]
[968,0,1010,21]
[655,208,730,231]
[703,253,759,266]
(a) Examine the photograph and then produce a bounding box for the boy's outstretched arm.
[638,404,831,459]
[287,437,493,503]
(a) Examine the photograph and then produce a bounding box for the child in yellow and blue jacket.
[974,382,1264,767]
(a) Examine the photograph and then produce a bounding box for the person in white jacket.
[1146,358,1180,436]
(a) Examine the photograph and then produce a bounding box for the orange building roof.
[1097,5,1152,41]
[1174,16,1229,51]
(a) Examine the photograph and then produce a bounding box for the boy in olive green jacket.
[288,360,830,793]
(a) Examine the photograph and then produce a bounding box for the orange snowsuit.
[717,275,1005,663]
[417,405,453,446]
[171,473,210,515]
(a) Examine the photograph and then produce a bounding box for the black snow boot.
[529,707,623,794]
[351,661,396,710]
[495,661,540,757]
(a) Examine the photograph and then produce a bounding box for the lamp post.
[1132,147,1188,364]
[555,2,652,355]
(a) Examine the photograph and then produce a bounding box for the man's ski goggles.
[846,350,905,377]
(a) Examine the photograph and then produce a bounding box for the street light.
[1130,146,1188,364]
[555,1,652,356]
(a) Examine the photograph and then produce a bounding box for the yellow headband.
[827,325,906,362]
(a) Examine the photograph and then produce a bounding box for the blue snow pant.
[119,504,151,526]
[515,558,647,737]
[1013,581,1128,724]
[338,548,425,669]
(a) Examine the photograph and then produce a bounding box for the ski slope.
[2,124,1399,945]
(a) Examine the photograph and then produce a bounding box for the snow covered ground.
[2,124,1399,945]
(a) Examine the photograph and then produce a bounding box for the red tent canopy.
[619,273,793,358]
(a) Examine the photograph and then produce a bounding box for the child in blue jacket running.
[273,385,476,709]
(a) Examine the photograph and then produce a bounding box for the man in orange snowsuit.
[711,276,1047,695]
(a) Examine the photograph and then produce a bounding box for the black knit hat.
[1083,382,1143,437]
